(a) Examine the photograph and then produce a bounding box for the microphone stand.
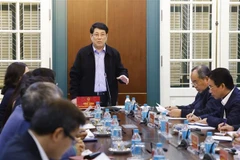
[104,73,112,107]
[104,73,119,114]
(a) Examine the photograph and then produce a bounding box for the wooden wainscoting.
[67,0,146,105]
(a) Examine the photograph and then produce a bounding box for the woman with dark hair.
[0,62,28,126]
[2,71,33,127]
[2,68,56,127]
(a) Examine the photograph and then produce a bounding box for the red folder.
[76,96,100,109]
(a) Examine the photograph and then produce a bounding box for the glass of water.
[131,142,146,158]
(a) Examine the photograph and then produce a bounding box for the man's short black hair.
[208,68,234,90]
[30,98,86,135]
[32,68,56,82]
[90,22,108,34]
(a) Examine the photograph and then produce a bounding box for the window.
[0,0,51,89]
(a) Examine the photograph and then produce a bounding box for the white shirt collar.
[28,130,49,160]
[92,45,106,53]
[221,88,234,106]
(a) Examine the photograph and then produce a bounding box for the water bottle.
[141,103,148,121]
[132,129,141,144]
[103,108,111,119]
[130,97,136,112]
[153,143,165,160]
[124,95,131,114]
[131,129,142,157]
[111,115,119,127]
[182,120,189,140]
[111,115,122,141]
[159,112,168,136]
[103,108,111,129]
[204,132,214,154]
[94,101,101,119]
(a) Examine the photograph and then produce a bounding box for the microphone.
[177,129,191,149]
[103,73,120,113]
[202,154,215,160]
[104,73,112,107]
[177,139,189,149]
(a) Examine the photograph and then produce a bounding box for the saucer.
[109,147,131,153]
[93,131,111,136]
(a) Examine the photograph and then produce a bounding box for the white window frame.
[0,0,52,98]
[160,0,216,106]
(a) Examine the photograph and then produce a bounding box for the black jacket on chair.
[70,44,128,106]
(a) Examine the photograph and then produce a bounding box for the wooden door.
[67,0,146,105]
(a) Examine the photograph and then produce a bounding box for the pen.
[191,109,195,117]
[223,119,227,126]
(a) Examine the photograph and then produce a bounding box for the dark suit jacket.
[207,87,240,128]
[0,131,42,160]
[177,87,222,118]
[70,44,128,105]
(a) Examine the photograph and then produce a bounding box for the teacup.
[112,141,125,151]
[97,126,108,134]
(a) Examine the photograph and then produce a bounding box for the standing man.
[70,22,129,106]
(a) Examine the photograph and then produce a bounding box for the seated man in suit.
[0,98,86,160]
[167,65,222,119]
[0,81,86,159]
[190,68,240,128]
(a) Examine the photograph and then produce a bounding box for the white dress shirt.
[28,130,49,160]
[221,87,234,118]
[93,45,107,92]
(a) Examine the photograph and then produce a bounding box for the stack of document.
[212,135,232,141]
[156,103,169,114]
[188,122,215,130]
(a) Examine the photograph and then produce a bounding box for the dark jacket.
[0,105,76,160]
[207,87,240,128]
[0,87,15,124]
[70,44,128,105]
[178,87,222,118]
[0,131,42,160]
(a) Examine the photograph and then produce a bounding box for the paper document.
[212,135,232,141]
[188,125,215,130]
[84,129,95,139]
[156,103,169,114]
[227,131,236,138]
[82,123,96,130]
[167,116,186,120]
[188,122,208,126]
[94,153,110,160]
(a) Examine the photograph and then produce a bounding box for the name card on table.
[219,149,229,160]
[148,111,156,124]
[191,133,199,151]
[77,96,100,109]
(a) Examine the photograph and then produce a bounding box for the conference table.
[77,110,235,160]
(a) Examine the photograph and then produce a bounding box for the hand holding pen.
[218,119,234,132]
[186,109,198,122]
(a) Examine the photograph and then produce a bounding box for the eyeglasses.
[64,130,77,145]
[92,33,107,38]
[191,82,198,86]
[208,85,216,89]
